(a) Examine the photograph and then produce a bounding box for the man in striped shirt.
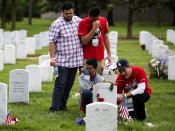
[49,2,83,113]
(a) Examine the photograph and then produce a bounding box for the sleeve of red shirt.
[136,67,148,83]
[78,20,89,36]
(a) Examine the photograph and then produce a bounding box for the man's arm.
[104,33,111,63]
[81,20,100,45]
[49,42,57,66]
[118,82,146,100]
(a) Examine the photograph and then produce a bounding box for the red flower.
[90,87,93,91]
[98,98,104,102]
[96,93,100,97]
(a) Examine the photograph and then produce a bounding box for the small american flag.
[5,112,12,125]
[119,98,129,120]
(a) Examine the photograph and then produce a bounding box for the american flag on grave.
[119,97,129,120]
[5,112,12,125]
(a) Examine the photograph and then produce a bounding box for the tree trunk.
[173,9,175,26]
[1,0,6,28]
[107,7,114,26]
[28,0,32,25]
[11,0,16,31]
[127,7,133,39]
[157,7,161,27]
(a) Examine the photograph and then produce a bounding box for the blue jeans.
[49,66,78,111]
[81,89,92,113]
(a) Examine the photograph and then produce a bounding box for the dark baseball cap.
[116,59,129,70]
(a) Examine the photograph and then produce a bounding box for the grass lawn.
[1,18,175,38]
[0,19,175,130]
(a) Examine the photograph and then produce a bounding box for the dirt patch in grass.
[27,56,38,60]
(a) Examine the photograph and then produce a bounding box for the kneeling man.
[116,59,152,121]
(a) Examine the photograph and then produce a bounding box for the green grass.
[2,18,53,36]
[109,21,175,39]
[0,19,175,130]
[2,18,175,38]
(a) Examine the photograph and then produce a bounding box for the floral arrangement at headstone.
[148,56,168,79]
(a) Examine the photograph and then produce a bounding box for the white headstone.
[40,32,49,47]
[139,31,149,45]
[111,48,117,56]
[26,37,35,55]
[172,31,175,46]
[111,54,118,64]
[147,36,157,55]
[0,50,4,71]
[86,102,117,131]
[25,65,41,92]
[0,29,3,50]
[16,40,27,59]
[4,44,16,64]
[34,34,42,50]
[39,55,53,82]
[155,45,168,59]
[39,55,50,66]
[166,29,173,42]
[0,82,7,125]
[168,55,175,80]
[12,31,20,44]
[9,69,29,104]
[19,30,27,41]
[102,70,118,83]
[152,40,163,58]
[109,31,118,43]
[3,31,12,45]
[93,83,117,105]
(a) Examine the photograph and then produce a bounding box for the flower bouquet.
[148,57,168,79]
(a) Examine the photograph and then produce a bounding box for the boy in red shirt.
[78,7,111,75]
[116,59,152,121]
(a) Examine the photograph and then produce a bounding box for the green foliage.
[41,0,109,14]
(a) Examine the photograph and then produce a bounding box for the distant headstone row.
[139,31,175,80]
[0,28,50,74]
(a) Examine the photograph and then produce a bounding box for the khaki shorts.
[83,59,104,75]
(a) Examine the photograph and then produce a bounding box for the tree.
[116,0,156,39]
[28,0,32,25]
[0,0,7,28]
[165,0,175,26]
[107,3,114,26]
[41,0,109,17]
[11,0,16,31]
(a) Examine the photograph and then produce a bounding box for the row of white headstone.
[0,29,49,50]
[166,29,175,45]
[0,29,50,72]
[139,31,175,80]
[0,55,53,125]
[0,29,27,50]
[0,81,118,130]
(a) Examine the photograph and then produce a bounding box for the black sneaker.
[49,110,57,113]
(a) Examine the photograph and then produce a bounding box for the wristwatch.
[50,58,55,60]
[124,93,127,98]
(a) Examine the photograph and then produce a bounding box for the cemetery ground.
[0,19,175,130]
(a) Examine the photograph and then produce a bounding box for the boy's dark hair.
[89,7,100,17]
[61,2,74,11]
[86,59,98,69]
